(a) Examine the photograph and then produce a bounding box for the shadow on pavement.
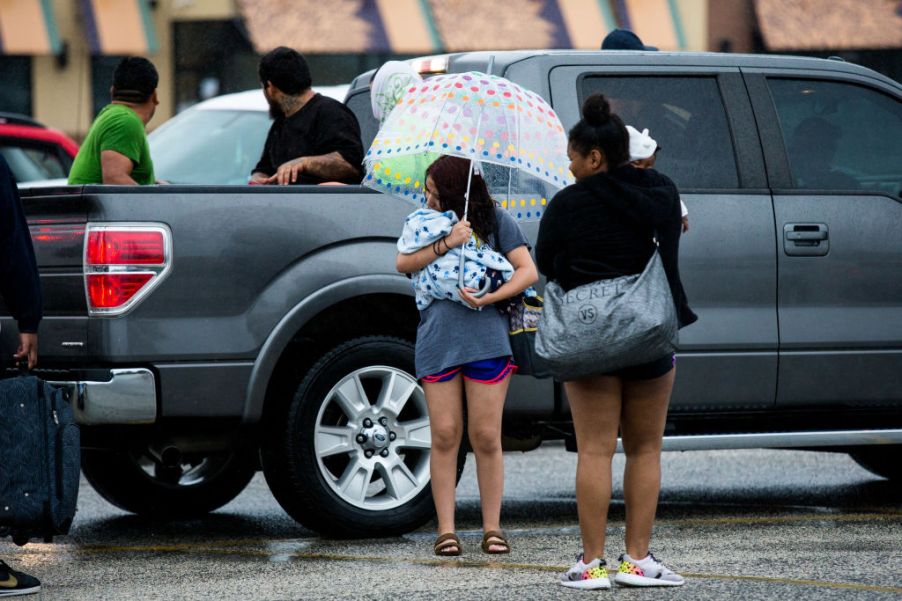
[69,473,899,544]
[70,512,312,545]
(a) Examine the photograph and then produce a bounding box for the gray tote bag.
[534,250,678,381]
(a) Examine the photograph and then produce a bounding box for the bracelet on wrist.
[442,236,451,252]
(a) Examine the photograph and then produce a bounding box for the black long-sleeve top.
[535,165,697,328]
[0,155,42,333]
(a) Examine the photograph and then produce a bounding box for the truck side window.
[581,76,738,189]
[768,79,902,195]
[347,91,380,151]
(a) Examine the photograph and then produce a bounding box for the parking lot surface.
[3,445,900,600]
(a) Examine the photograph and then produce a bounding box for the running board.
[645,429,902,452]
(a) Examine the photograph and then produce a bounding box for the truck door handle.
[786,229,827,241]
[783,223,829,256]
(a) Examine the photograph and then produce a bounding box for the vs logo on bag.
[577,304,597,324]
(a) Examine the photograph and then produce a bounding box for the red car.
[0,112,78,185]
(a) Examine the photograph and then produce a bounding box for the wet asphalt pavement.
[3,445,900,600]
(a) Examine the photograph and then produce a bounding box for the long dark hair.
[426,156,496,242]
[568,93,629,167]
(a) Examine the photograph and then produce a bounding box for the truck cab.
[4,50,901,536]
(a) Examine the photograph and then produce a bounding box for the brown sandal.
[434,532,462,557]
[481,530,511,554]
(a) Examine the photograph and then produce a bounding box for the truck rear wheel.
[849,445,902,481]
[82,447,257,518]
[261,336,463,537]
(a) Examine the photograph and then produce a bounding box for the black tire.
[82,448,257,519]
[849,445,902,481]
[261,336,465,538]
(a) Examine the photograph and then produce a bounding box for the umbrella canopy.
[364,71,573,221]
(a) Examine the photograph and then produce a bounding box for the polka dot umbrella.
[363,71,573,222]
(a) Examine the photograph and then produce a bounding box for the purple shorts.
[422,356,517,384]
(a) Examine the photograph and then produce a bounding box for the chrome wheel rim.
[313,365,431,510]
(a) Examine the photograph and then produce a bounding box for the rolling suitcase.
[0,373,80,545]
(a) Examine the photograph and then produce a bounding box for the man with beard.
[250,47,364,185]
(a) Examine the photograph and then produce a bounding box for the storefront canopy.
[80,0,158,55]
[755,0,902,50]
[236,0,694,54]
[0,0,61,55]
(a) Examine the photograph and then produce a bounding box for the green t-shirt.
[68,104,154,185]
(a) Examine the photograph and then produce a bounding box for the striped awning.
[80,0,159,55]
[237,0,699,54]
[236,0,441,54]
[613,0,688,51]
[0,0,61,55]
[755,0,902,50]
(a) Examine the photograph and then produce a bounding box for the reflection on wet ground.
[3,447,900,600]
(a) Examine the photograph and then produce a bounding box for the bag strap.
[491,215,501,254]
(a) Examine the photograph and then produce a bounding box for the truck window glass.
[768,79,902,195]
[580,76,738,189]
[346,91,379,151]
[150,109,271,185]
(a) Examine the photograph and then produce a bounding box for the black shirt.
[535,165,697,328]
[0,155,42,333]
[253,93,365,185]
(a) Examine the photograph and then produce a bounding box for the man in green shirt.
[69,57,159,185]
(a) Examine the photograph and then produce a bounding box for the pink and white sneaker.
[559,554,611,590]
[613,552,685,587]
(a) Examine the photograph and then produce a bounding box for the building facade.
[0,0,898,139]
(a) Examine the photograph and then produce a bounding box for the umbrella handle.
[471,278,492,298]
[457,248,492,298]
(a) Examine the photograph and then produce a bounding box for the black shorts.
[606,354,675,381]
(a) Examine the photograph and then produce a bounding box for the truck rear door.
[547,63,778,412]
[745,69,902,410]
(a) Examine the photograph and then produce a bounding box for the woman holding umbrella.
[396,155,537,556]
[371,68,571,556]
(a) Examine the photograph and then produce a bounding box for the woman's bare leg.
[565,376,623,561]
[464,375,510,550]
[424,376,465,537]
[620,368,675,559]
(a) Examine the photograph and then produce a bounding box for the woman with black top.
[536,94,697,590]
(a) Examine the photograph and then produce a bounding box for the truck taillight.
[84,224,172,316]
[87,273,154,308]
[86,231,165,264]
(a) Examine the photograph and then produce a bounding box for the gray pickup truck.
[4,51,901,537]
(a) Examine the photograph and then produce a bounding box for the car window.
[149,108,271,185]
[768,79,902,195]
[0,143,70,182]
[580,76,739,189]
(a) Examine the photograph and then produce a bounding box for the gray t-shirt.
[414,207,529,378]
